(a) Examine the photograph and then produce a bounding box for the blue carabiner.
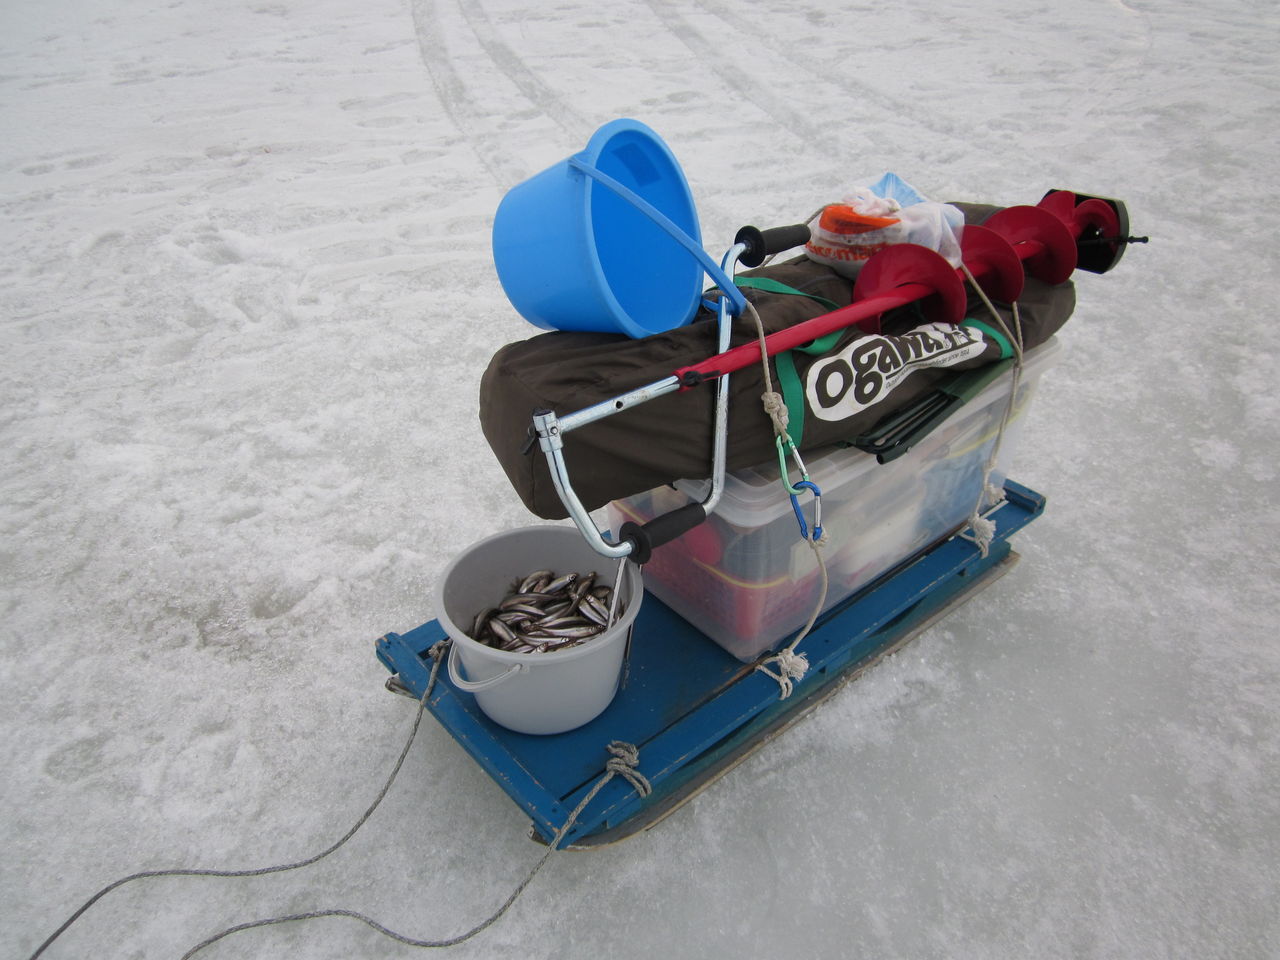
[789,479,823,542]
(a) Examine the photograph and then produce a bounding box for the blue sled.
[375,480,1045,848]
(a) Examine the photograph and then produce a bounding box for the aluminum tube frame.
[702,245,743,516]
[557,376,682,434]
[533,244,747,560]
[532,408,633,559]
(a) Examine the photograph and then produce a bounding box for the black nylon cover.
[480,203,1077,519]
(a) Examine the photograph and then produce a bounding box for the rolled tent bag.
[479,204,1077,521]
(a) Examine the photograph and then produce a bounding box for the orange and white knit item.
[805,202,910,277]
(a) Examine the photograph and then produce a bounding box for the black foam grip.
[735,223,812,267]
[619,503,707,564]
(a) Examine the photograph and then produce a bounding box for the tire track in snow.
[673,0,1154,169]
[1068,0,1155,122]
[640,0,987,165]
[646,0,1026,170]
[652,0,1150,178]
[642,0,847,154]
[414,1,741,255]
[460,2,750,229]
[453,1,589,139]
[408,0,527,188]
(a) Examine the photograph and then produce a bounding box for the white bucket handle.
[447,642,527,693]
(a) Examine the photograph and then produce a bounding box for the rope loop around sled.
[743,254,1029,698]
[743,298,833,701]
[756,648,810,700]
[959,262,1026,556]
[602,741,653,798]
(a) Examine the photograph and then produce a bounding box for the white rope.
[179,739,650,957]
[756,648,810,700]
[761,390,789,432]
[741,299,830,699]
[756,533,830,699]
[959,264,1026,557]
[26,641,452,960]
[29,644,652,958]
[741,255,1030,693]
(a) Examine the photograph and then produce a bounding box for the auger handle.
[735,223,813,268]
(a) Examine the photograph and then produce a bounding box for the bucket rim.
[433,524,643,666]
[572,118,703,338]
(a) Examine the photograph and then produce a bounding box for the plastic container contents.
[607,338,1062,661]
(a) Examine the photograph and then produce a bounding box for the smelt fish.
[518,569,554,594]
[579,595,609,626]
[472,607,496,640]
[543,572,579,594]
[487,617,518,646]
[469,568,625,654]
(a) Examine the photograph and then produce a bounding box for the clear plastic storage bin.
[606,338,1061,661]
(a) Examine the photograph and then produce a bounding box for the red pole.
[675,284,934,384]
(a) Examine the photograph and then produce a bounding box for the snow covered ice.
[3,0,1278,957]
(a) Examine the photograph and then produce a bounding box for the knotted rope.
[742,255,1026,696]
[602,741,653,799]
[761,389,789,433]
[755,648,810,700]
[177,739,649,957]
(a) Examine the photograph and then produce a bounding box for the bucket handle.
[447,642,527,693]
[567,156,749,316]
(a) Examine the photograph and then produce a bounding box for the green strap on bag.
[957,317,1014,360]
[733,276,1011,448]
[732,276,842,313]
[733,277,842,448]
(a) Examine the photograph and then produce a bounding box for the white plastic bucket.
[433,526,643,735]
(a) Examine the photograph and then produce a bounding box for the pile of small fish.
[470,569,622,654]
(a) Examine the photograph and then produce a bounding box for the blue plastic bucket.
[492,119,707,339]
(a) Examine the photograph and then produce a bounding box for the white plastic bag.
[805,173,964,278]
